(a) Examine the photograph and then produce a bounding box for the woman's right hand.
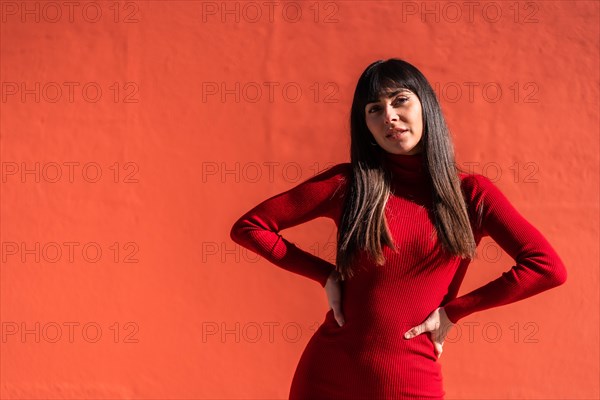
[325,269,345,327]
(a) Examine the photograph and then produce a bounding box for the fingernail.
[404,333,411,339]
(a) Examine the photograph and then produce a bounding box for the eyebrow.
[366,89,411,105]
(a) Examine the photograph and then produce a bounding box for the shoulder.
[302,162,351,186]
[458,172,516,219]
[283,163,350,219]
[282,162,351,202]
[457,172,505,236]
[458,172,498,199]
[458,172,508,217]
[317,162,352,177]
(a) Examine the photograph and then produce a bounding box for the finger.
[434,341,443,358]
[404,325,423,339]
[331,304,345,327]
[430,330,442,344]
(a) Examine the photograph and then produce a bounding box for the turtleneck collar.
[381,150,430,185]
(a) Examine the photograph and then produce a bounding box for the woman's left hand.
[403,306,454,359]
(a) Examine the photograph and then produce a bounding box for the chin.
[387,144,419,155]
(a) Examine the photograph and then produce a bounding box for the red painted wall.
[1,1,598,399]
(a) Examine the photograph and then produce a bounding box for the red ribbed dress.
[229,151,567,400]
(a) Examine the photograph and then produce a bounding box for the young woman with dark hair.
[230,58,567,399]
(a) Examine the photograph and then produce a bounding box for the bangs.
[364,65,418,104]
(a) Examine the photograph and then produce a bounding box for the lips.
[386,128,409,137]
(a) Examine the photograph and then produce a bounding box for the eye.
[393,97,409,106]
[366,96,409,114]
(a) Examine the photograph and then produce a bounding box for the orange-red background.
[1,1,598,399]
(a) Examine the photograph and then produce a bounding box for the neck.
[381,150,430,186]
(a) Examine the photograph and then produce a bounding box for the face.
[364,88,424,155]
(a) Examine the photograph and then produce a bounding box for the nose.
[384,104,399,124]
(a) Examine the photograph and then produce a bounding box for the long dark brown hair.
[335,58,480,280]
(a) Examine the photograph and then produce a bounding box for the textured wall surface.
[1,1,598,399]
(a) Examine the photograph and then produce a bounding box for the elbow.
[229,226,238,245]
[548,261,568,288]
[533,249,568,288]
[229,219,245,245]
[554,266,568,287]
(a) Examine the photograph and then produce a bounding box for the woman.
[229,58,567,399]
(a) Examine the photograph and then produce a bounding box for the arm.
[442,174,568,324]
[229,163,349,287]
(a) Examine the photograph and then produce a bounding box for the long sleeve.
[229,163,350,287]
[442,174,568,324]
